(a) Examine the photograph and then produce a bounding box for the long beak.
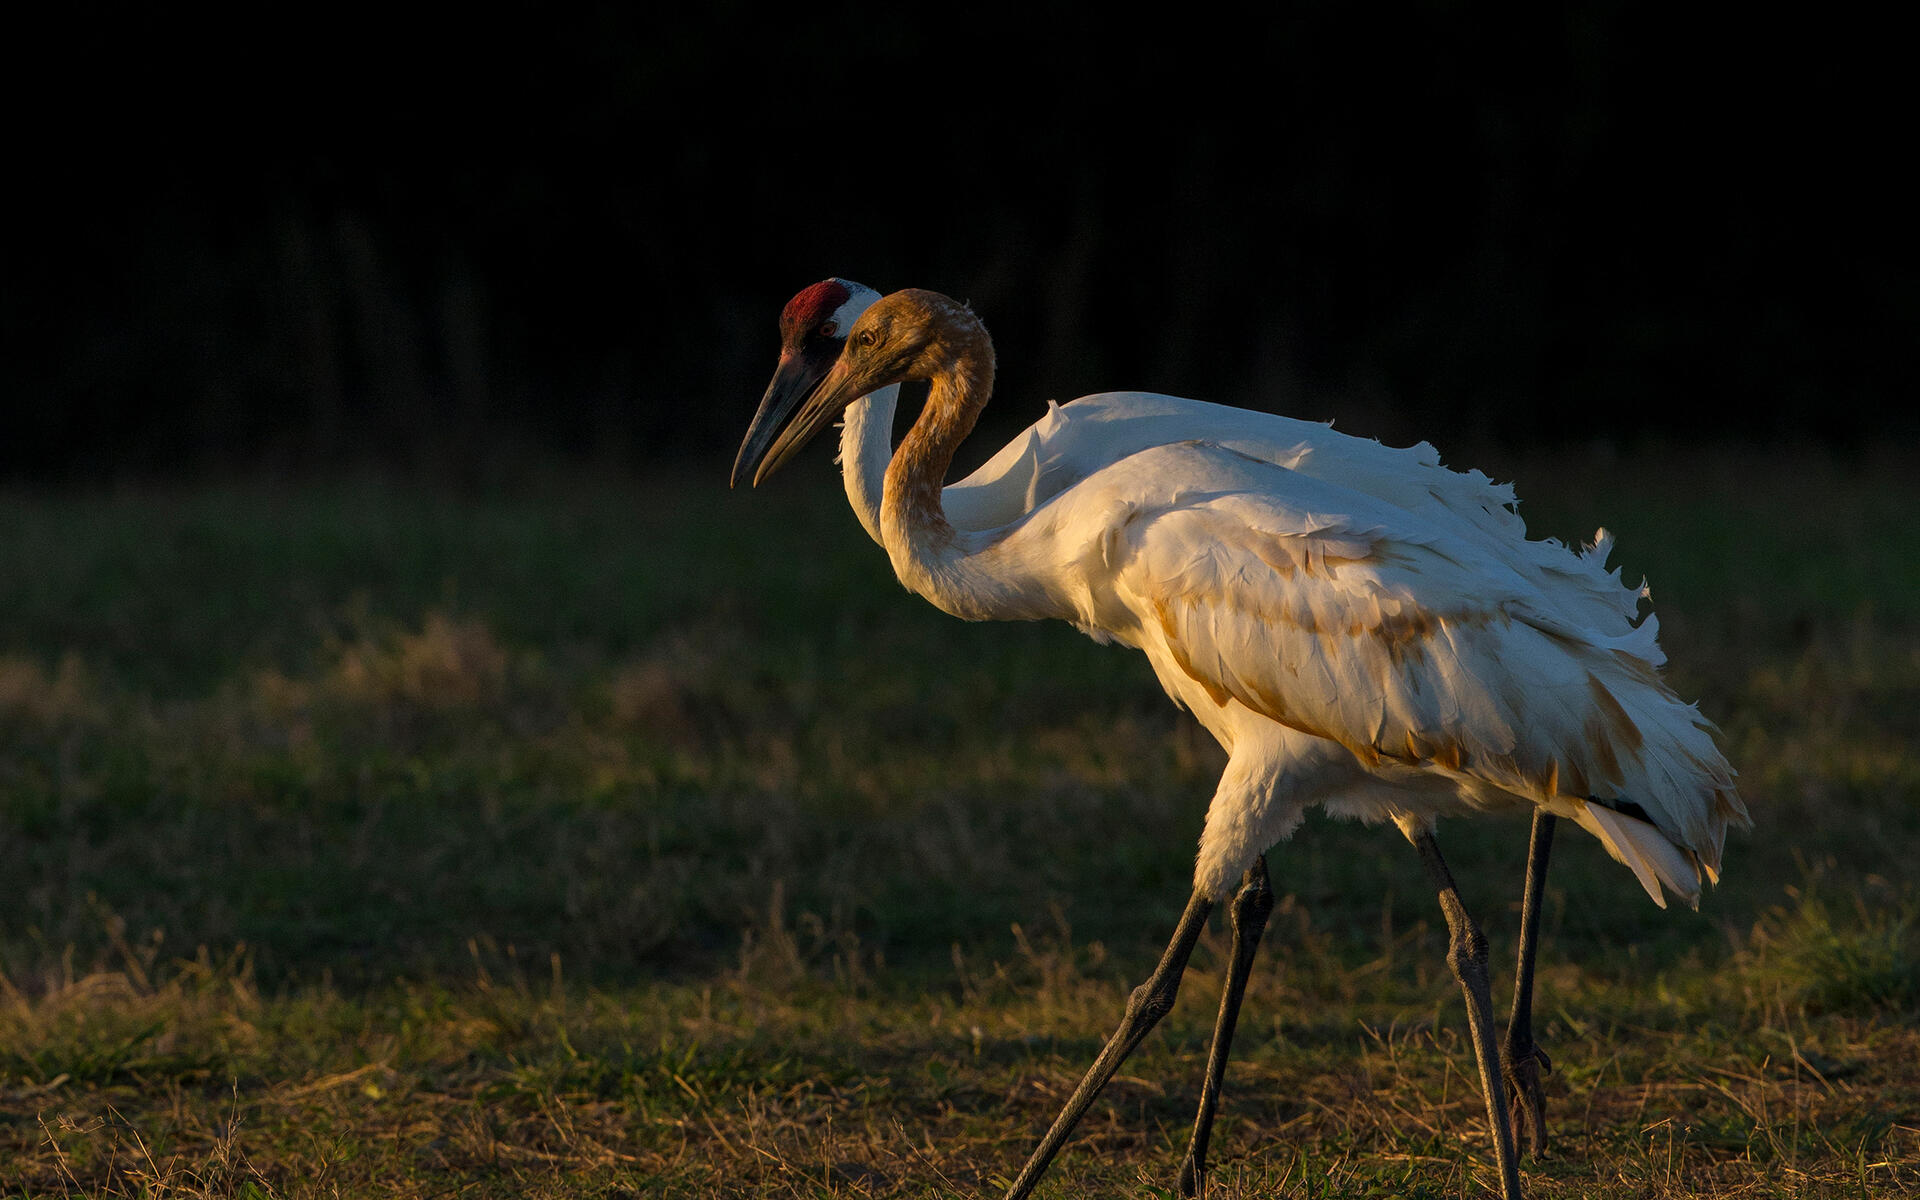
[731,351,827,489]
[747,354,866,487]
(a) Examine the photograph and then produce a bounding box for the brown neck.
[882,304,996,544]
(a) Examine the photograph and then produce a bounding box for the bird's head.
[730,278,882,488]
[738,288,990,487]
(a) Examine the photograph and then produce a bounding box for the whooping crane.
[733,286,1744,1200]
[736,279,1604,1153]
[738,279,1582,1153]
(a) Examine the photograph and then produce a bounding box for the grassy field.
[2,444,1918,1197]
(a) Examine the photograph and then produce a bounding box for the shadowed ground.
[3,445,1917,1196]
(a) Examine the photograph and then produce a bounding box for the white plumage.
[736,279,1742,908]
[733,282,1746,1200]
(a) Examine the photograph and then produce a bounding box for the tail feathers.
[1572,801,1703,909]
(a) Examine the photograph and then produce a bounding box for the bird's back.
[985,438,1745,906]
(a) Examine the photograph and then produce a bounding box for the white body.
[834,370,1741,906]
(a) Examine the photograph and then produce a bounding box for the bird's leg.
[1416,832,1526,1200]
[1504,811,1556,1156]
[1176,854,1274,1198]
[1002,889,1215,1200]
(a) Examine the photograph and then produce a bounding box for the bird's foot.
[1176,1152,1202,1197]
[1501,1039,1552,1157]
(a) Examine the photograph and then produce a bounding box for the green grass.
[3,445,1919,1196]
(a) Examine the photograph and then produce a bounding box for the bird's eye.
[819,321,837,338]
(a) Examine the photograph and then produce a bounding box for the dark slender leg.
[1416,832,1525,1200]
[1176,855,1274,1197]
[1003,889,1215,1200]
[1504,812,1556,1155]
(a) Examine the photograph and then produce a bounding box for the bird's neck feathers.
[881,316,996,545]
[837,385,899,548]
[880,314,1011,618]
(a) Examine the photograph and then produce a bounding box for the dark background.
[4,5,1909,484]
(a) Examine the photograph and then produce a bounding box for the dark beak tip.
[728,457,764,491]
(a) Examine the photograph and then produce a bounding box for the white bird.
[738,279,1595,1152]
[733,287,1745,1200]
[738,279,1590,1155]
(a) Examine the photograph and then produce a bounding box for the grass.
[2,442,1918,1197]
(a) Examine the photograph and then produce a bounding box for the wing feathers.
[1574,801,1702,908]
[1066,441,1744,891]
